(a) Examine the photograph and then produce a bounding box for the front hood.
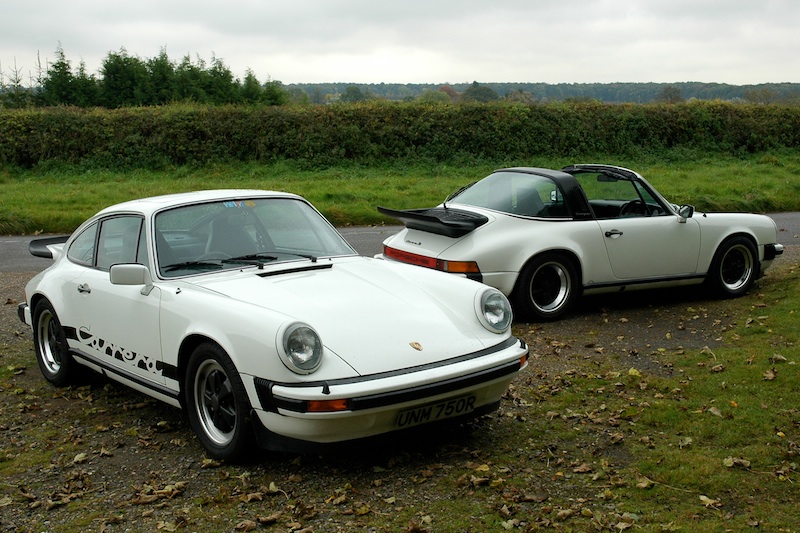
[191,257,499,375]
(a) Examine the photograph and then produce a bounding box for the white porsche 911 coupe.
[18,190,528,460]
[379,164,784,321]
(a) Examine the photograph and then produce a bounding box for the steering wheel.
[619,200,645,217]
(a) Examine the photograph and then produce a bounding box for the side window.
[67,223,98,266]
[96,217,144,271]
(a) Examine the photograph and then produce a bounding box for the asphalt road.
[2,213,798,273]
[0,225,405,273]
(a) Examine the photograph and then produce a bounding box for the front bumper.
[247,336,528,446]
[17,302,30,326]
[765,243,784,260]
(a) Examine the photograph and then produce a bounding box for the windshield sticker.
[223,200,257,208]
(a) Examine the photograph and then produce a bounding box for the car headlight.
[475,288,513,333]
[278,322,323,374]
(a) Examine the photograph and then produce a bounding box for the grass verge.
[2,151,800,234]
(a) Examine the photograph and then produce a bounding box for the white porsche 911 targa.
[18,190,528,460]
[379,164,784,321]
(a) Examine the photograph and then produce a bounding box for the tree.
[240,69,262,104]
[262,79,289,106]
[743,87,778,104]
[460,81,500,103]
[340,86,368,103]
[205,55,239,104]
[417,89,450,104]
[72,60,99,107]
[100,48,149,107]
[40,45,75,105]
[505,89,537,104]
[655,85,684,104]
[147,49,176,105]
[174,54,208,102]
[438,84,460,102]
[0,59,31,108]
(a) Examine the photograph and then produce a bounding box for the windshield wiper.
[162,260,223,272]
[280,252,318,263]
[226,253,279,263]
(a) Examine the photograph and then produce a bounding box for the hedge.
[2,101,800,168]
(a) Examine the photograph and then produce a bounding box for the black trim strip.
[254,338,527,414]
[278,336,521,389]
[349,359,522,411]
[69,348,180,401]
[257,263,333,277]
[584,273,705,291]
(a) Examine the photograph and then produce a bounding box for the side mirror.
[678,204,694,222]
[110,263,154,295]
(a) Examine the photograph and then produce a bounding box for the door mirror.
[678,204,695,220]
[110,263,154,295]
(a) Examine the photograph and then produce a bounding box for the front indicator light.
[307,399,350,412]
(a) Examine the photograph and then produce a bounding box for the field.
[2,151,800,235]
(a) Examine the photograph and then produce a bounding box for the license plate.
[396,394,476,428]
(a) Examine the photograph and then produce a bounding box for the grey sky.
[1,0,798,85]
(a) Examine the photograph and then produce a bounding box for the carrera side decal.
[63,325,178,380]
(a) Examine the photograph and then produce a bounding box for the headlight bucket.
[277,322,323,374]
[475,289,513,333]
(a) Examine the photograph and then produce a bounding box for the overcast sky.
[1,0,798,86]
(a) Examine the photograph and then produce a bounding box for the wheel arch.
[708,231,761,277]
[176,334,222,407]
[512,248,584,297]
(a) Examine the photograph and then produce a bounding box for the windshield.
[154,197,356,278]
[449,171,568,218]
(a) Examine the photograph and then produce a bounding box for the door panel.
[596,216,701,280]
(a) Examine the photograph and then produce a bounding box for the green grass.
[2,151,800,234]
[516,264,800,530]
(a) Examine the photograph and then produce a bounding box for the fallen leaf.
[573,463,593,473]
[234,520,257,531]
[763,368,777,381]
[723,456,751,468]
[73,453,89,464]
[699,495,721,508]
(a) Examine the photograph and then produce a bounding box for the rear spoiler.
[377,206,488,238]
[29,235,70,259]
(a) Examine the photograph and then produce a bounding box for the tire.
[185,342,255,461]
[708,236,758,298]
[32,299,77,386]
[514,252,580,321]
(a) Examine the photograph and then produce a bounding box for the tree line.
[2,46,800,109]
[0,46,295,109]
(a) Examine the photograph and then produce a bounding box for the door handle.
[604,230,623,238]
[77,283,91,294]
